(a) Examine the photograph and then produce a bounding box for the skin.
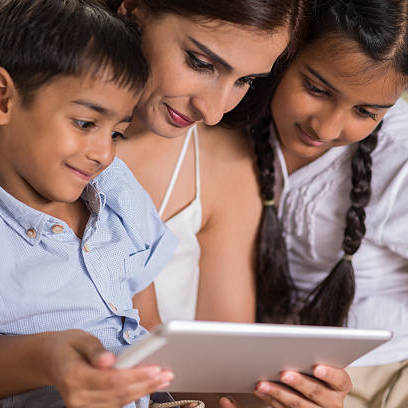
[272,36,406,174]
[0,69,174,406]
[120,10,288,326]
[117,3,352,408]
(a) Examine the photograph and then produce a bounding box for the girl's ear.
[0,67,15,125]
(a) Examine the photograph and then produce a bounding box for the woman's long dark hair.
[112,0,310,128]
[253,0,408,326]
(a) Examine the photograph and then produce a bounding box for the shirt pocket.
[123,248,150,295]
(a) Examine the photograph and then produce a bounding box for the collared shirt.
[0,157,177,407]
[271,97,408,366]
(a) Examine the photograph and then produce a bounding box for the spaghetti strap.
[158,126,194,217]
[193,125,200,200]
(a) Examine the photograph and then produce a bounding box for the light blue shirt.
[0,157,177,408]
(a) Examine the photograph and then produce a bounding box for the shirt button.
[108,302,118,312]
[26,228,37,239]
[83,243,90,253]
[51,224,64,234]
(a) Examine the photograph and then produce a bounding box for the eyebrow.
[304,65,395,109]
[188,36,271,78]
[72,100,133,123]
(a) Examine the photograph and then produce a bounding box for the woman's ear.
[119,0,140,16]
[0,67,15,125]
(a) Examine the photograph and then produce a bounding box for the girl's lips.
[296,124,325,147]
[165,104,195,128]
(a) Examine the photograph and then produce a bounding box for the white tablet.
[115,320,392,393]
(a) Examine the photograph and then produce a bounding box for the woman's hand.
[46,330,174,408]
[218,365,351,408]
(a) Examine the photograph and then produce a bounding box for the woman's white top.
[154,125,202,323]
[272,97,408,366]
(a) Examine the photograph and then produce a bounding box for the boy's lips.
[165,104,195,128]
[66,164,94,181]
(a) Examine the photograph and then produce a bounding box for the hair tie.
[343,254,353,262]
[263,199,275,207]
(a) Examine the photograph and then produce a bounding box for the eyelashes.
[72,119,128,140]
[185,50,255,88]
[302,77,379,121]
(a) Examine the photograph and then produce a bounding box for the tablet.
[115,320,392,393]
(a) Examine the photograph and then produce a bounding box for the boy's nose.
[86,133,115,170]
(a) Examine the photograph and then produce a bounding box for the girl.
[117,1,350,407]
[252,0,408,407]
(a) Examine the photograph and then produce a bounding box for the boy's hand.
[46,330,174,408]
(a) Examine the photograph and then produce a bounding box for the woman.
[116,1,350,407]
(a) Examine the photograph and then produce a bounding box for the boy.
[0,0,176,407]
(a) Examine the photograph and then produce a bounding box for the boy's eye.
[74,119,95,130]
[355,106,378,121]
[185,51,215,73]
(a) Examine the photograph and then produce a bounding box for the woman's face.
[272,36,406,169]
[134,11,289,138]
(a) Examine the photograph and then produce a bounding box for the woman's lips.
[296,124,325,147]
[165,104,195,128]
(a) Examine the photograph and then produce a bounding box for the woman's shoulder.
[198,123,253,162]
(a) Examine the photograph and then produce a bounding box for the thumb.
[73,332,116,369]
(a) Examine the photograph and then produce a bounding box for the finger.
[255,380,319,408]
[314,365,352,393]
[218,396,238,408]
[280,371,337,407]
[74,369,174,407]
[70,331,114,368]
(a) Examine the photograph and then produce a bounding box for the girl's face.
[134,11,289,138]
[271,36,406,171]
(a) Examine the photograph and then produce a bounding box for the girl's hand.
[46,330,174,408]
[218,365,351,408]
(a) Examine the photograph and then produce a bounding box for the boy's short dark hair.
[0,0,148,105]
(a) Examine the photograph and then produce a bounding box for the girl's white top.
[154,125,202,323]
[272,97,408,366]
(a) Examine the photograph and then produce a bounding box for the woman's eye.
[74,119,95,130]
[236,77,255,88]
[186,51,214,73]
[112,131,127,141]
[356,106,378,121]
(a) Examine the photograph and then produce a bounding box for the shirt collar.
[0,183,106,246]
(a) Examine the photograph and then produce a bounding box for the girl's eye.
[112,131,127,141]
[186,51,215,73]
[74,119,95,130]
[304,78,329,97]
[356,106,378,121]
[236,77,255,88]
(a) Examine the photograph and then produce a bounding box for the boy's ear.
[0,67,16,125]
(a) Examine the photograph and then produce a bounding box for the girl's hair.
[0,0,148,106]
[254,0,408,327]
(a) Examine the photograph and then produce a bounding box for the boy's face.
[0,72,138,208]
